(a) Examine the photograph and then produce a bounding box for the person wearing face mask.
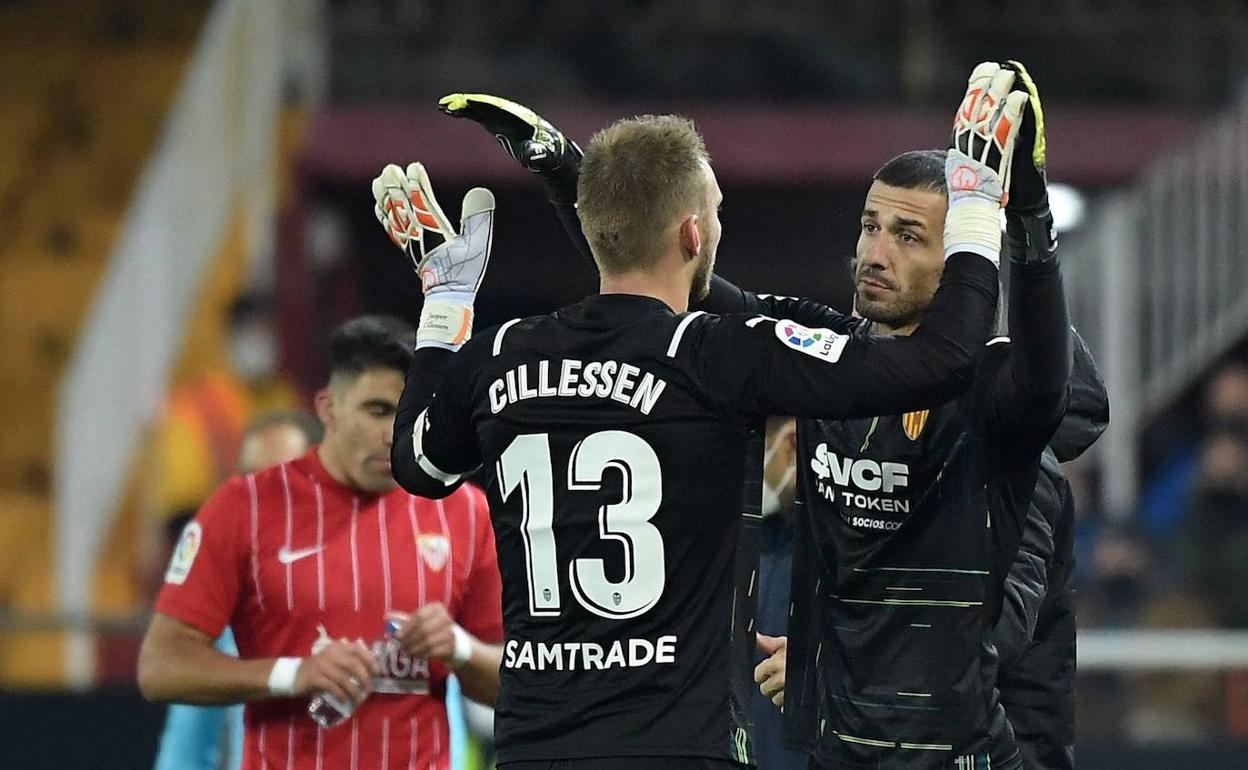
[152,410,323,770]
[752,417,807,770]
[1177,423,1248,628]
[143,293,299,595]
[139,316,505,770]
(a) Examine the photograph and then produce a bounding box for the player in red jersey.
[139,315,504,770]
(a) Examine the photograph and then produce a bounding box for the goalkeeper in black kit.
[443,60,1091,769]
[377,75,1010,768]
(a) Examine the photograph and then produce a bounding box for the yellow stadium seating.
[0,0,210,687]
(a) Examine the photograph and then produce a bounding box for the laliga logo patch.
[418,534,450,572]
[776,321,849,363]
[165,521,202,585]
[781,322,818,348]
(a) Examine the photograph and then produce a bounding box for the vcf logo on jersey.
[775,321,849,363]
[808,443,912,524]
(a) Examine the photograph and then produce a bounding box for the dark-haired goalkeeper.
[382,77,1009,768]
[440,61,1090,769]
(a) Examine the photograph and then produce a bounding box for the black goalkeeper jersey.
[764,316,1069,769]
[695,254,1070,770]
[784,338,1057,770]
[392,257,997,765]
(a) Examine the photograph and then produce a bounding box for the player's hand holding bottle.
[294,634,379,716]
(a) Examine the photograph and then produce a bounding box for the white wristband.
[943,195,1003,266]
[418,293,475,351]
[268,657,302,696]
[449,624,474,667]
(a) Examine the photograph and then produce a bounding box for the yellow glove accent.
[1007,59,1046,172]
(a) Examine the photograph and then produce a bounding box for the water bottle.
[308,615,404,728]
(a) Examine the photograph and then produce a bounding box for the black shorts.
[500,758,746,770]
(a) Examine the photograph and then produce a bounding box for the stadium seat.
[0,0,208,687]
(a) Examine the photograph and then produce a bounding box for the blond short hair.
[576,114,710,275]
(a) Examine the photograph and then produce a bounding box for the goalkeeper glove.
[1002,59,1048,214]
[438,93,582,203]
[371,162,495,350]
[944,61,1028,265]
[999,60,1058,263]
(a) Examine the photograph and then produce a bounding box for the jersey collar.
[557,293,677,328]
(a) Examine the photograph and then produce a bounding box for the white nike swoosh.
[277,545,323,564]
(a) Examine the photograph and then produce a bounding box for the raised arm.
[696,63,1032,419]
[689,251,997,419]
[438,93,861,328]
[981,61,1073,456]
[371,161,496,498]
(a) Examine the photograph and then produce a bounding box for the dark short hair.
[873,149,948,195]
[328,315,415,381]
[243,409,324,445]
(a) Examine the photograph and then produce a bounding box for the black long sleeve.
[391,346,472,499]
[981,207,1072,453]
[692,253,1000,419]
[1007,258,1071,399]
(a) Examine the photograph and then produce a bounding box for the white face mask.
[761,439,797,518]
[229,327,277,383]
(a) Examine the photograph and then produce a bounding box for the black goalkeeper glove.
[1002,60,1048,214]
[438,93,582,204]
[1001,60,1058,263]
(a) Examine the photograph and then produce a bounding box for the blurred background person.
[751,417,806,770]
[138,316,504,770]
[139,293,299,598]
[1176,423,1248,629]
[1123,593,1222,744]
[152,410,323,770]
[151,293,297,530]
[1135,361,1248,543]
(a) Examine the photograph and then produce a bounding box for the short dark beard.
[854,289,926,328]
[851,257,926,330]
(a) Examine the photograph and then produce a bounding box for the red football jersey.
[156,448,503,770]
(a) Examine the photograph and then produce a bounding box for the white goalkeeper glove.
[372,163,495,351]
[944,61,1028,265]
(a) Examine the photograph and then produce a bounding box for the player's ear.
[314,388,335,431]
[678,214,701,262]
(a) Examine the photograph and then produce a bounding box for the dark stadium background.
[3,1,1248,767]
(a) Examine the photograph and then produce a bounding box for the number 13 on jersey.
[497,431,666,620]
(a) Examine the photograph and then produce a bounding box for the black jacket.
[993,330,1108,770]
